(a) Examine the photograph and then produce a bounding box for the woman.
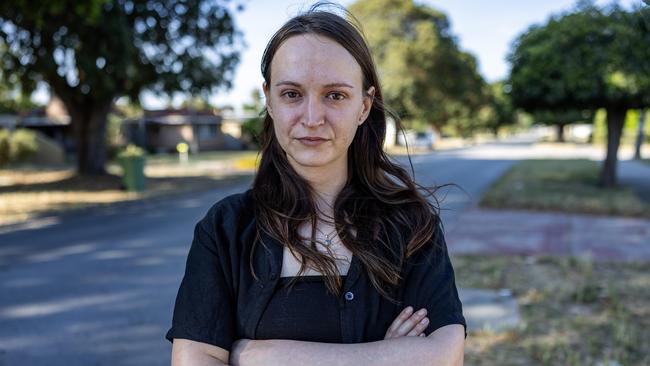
[166,6,465,366]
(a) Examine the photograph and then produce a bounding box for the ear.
[263,82,273,119]
[358,86,375,125]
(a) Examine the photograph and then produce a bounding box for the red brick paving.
[447,208,650,262]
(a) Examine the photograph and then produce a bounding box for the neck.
[290,160,348,219]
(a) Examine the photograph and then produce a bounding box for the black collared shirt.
[165,190,466,351]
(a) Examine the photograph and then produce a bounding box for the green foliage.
[508,4,650,111]
[0,0,242,100]
[0,0,243,174]
[242,117,262,147]
[0,128,37,166]
[117,143,145,159]
[592,108,650,144]
[532,108,595,141]
[9,128,37,160]
[106,113,124,160]
[0,70,36,113]
[348,0,486,131]
[532,109,594,125]
[472,81,517,136]
[242,89,263,114]
[0,129,9,166]
[180,97,215,111]
[508,3,650,185]
[241,89,264,147]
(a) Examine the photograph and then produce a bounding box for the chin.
[288,152,335,169]
[293,157,331,168]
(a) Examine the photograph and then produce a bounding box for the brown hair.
[251,4,440,302]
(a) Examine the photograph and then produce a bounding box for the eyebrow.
[274,81,355,89]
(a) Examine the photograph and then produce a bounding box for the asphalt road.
[0,138,534,365]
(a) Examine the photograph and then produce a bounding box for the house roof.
[123,108,223,125]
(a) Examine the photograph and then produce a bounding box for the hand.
[230,338,253,366]
[384,306,429,339]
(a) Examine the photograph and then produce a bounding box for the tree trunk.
[598,107,626,187]
[556,123,565,142]
[634,109,646,160]
[67,100,112,175]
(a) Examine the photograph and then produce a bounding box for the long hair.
[251,4,440,302]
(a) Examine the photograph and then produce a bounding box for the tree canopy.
[0,0,242,174]
[348,0,486,132]
[474,81,516,137]
[508,2,650,186]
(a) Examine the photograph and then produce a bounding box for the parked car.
[566,123,593,143]
[397,130,435,150]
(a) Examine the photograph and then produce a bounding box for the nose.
[302,96,325,127]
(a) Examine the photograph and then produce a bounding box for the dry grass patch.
[454,255,650,366]
[0,165,253,226]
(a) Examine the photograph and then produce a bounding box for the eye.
[327,92,346,101]
[282,90,300,99]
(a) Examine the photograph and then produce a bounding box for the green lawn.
[480,159,650,217]
[455,255,649,366]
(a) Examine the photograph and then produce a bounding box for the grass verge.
[480,159,650,217]
[455,255,649,366]
[143,150,259,165]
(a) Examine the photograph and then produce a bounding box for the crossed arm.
[172,307,465,366]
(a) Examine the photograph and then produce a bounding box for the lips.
[296,136,329,146]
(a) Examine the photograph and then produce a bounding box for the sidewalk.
[620,159,650,203]
[447,207,650,262]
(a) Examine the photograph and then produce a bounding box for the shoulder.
[399,218,448,268]
[206,189,254,216]
[200,189,256,235]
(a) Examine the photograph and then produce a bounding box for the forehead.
[270,34,364,87]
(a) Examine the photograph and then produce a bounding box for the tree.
[0,69,36,113]
[473,81,516,137]
[531,108,595,142]
[0,0,242,174]
[348,0,485,133]
[508,2,650,186]
[241,88,263,147]
[633,109,646,159]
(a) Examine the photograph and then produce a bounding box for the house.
[0,97,72,165]
[16,97,75,153]
[121,108,246,153]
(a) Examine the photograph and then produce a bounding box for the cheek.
[271,109,300,148]
[334,117,361,145]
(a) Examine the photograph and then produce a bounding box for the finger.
[419,333,426,337]
[385,306,413,337]
[395,308,427,336]
[406,316,429,336]
[384,306,413,338]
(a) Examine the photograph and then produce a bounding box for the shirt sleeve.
[165,206,236,351]
[402,223,466,337]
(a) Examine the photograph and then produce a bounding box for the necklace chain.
[315,226,337,246]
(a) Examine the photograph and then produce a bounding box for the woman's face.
[264,34,374,175]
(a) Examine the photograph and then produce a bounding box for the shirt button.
[344,291,354,301]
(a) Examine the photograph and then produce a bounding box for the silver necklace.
[315,226,337,246]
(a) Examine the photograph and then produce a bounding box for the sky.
[34,0,642,110]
